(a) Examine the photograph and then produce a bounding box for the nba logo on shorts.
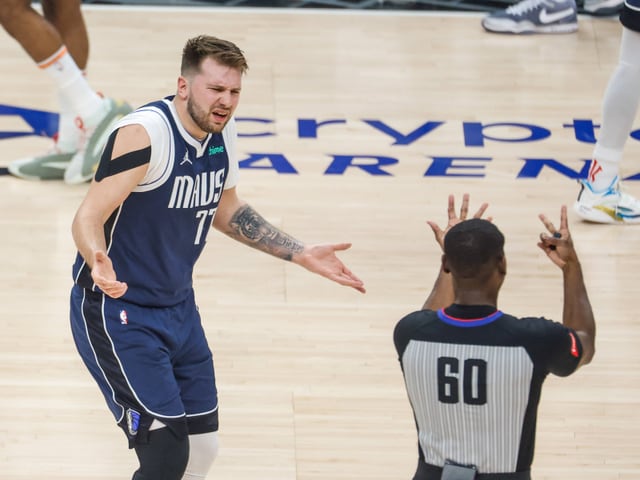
[126,409,140,436]
[120,309,128,325]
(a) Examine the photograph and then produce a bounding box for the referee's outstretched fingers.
[537,206,576,268]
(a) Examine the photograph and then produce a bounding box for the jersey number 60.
[437,356,487,406]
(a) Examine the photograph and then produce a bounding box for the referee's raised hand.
[426,193,490,251]
[537,205,578,269]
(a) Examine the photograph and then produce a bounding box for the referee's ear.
[442,254,451,274]
[498,254,506,276]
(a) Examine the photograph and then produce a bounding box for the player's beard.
[187,96,227,134]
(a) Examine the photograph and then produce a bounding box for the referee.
[394,194,596,480]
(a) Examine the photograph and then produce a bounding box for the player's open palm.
[296,243,366,293]
[91,250,128,298]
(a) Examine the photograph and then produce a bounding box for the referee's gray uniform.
[394,303,583,480]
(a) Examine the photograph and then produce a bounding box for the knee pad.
[132,427,189,480]
[182,432,219,479]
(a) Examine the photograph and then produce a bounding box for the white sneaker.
[482,0,578,34]
[582,0,623,15]
[63,98,133,185]
[8,146,73,181]
[574,178,640,224]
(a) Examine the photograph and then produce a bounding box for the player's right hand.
[91,250,128,298]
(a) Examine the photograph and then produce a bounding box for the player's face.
[186,57,242,135]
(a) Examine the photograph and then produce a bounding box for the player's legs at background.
[481,0,579,34]
[481,0,623,34]
[0,0,131,183]
[41,0,89,70]
[575,22,640,224]
[0,0,66,61]
[0,0,92,178]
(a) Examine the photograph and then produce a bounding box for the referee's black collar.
[438,304,503,327]
[445,304,498,318]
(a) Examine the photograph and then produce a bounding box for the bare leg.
[2,0,130,184]
[41,0,88,70]
[0,0,65,63]
[574,26,640,224]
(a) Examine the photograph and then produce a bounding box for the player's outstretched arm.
[538,205,596,367]
[213,187,365,293]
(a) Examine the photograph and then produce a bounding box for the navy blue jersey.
[72,97,239,306]
[394,304,582,474]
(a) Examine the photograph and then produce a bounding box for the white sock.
[38,46,105,123]
[56,91,81,152]
[590,28,640,190]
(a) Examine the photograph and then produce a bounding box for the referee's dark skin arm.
[538,205,596,368]
[421,193,489,312]
[422,196,595,369]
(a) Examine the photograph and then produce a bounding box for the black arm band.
[95,130,152,182]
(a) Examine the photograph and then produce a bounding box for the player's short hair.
[444,218,505,278]
[181,35,249,76]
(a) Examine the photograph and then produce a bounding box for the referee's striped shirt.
[394,304,582,475]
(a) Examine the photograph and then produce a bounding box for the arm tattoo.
[228,205,304,261]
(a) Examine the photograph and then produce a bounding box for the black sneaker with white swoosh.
[482,0,578,34]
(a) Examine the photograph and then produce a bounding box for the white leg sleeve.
[182,432,219,480]
[592,27,640,186]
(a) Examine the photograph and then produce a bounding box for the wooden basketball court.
[0,5,638,479]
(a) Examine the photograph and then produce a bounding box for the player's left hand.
[294,243,366,293]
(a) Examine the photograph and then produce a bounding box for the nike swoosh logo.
[539,7,575,23]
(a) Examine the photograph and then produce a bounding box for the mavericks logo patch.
[126,408,140,436]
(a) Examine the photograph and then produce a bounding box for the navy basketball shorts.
[70,285,219,446]
[621,0,640,32]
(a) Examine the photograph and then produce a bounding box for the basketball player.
[69,35,365,480]
[574,0,640,223]
[394,194,595,480]
[0,0,131,183]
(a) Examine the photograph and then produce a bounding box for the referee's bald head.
[444,218,505,279]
